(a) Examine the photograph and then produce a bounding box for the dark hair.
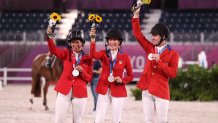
[105,29,123,45]
[150,23,170,40]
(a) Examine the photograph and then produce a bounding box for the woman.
[89,28,133,123]
[47,28,93,123]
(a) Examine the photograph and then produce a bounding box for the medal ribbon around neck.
[108,50,117,75]
[73,51,83,68]
[157,45,169,54]
[148,45,169,61]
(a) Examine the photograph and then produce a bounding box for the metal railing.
[0,68,143,87]
[0,68,31,86]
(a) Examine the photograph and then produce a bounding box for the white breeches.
[94,90,125,123]
[54,89,87,123]
[142,90,169,123]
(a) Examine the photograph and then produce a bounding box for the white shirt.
[110,49,118,60]
[156,44,167,54]
[74,52,79,61]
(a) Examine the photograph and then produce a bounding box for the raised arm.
[132,7,153,53]
[46,27,67,59]
[89,28,104,59]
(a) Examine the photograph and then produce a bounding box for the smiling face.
[151,34,161,46]
[70,40,83,53]
[107,38,120,51]
[151,34,166,47]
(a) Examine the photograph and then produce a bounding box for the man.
[132,6,179,123]
[45,52,55,68]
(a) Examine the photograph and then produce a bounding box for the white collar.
[156,44,167,52]
[110,49,118,60]
[73,51,79,56]
[110,49,118,55]
[73,51,79,60]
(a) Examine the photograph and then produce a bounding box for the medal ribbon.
[73,51,83,69]
[109,51,117,75]
[157,45,168,54]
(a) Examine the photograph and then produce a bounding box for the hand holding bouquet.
[47,12,61,38]
[88,13,102,28]
[131,0,151,12]
[88,13,103,39]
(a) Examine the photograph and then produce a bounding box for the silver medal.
[72,69,79,77]
[108,75,114,82]
[148,53,153,60]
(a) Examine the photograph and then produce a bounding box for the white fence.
[0,68,31,86]
[0,68,142,87]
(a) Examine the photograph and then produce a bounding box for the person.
[45,51,55,68]
[46,27,93,123]
[91,59,102,112]
[89,28,134,123]
[132,6,179,123]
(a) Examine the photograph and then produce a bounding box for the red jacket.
[47,39,93,98]
[90,41,133,97]
[132,18,179,100]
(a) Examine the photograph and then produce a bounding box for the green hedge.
[170,65,218,101]
[130,88,142,100]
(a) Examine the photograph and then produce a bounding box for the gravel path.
[0,84,218,123]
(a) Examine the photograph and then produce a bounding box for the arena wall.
[2,43,215,83]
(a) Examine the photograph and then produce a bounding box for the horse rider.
[47,27,93,123]
[132,5,179,123]
[45,51,55,68]
[89,28,134,123]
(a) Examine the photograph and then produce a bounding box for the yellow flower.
[50,12,61,21]
[88,14,96,21]
[95,15,102,23]
[142,0,151,4]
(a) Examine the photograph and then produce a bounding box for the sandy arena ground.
[0,84,218,123]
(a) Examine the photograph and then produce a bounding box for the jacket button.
[152,73,154,75]
[154,66,156,68]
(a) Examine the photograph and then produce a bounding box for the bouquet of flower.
[88,13,103,28]
[48,12,61,33]
[131,0,152,12]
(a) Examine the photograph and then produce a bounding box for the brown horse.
[29,53,63,110]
